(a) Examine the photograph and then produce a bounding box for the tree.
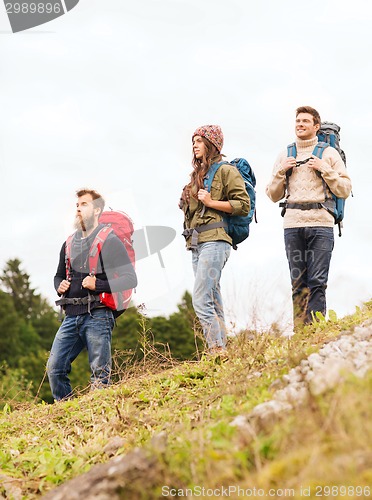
[149,291,203,359]
[0,258,59,350]
[0,362,34,408]
[176,291,199,330]
[0,260,60,402]
[0,259,38,319]
[113,307,146,353]
[150,313,197,360]
[113,292,202,362]
[32,297,60,351]
[0,290,23,364]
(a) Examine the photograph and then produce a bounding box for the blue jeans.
[284,227,334,326]
[47,308,115,401]
[191,241,231,349]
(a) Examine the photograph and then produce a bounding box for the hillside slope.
[1,303,372,499]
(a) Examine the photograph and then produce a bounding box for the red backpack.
[65,210,135,316]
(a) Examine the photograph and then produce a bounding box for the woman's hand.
[197,189,212,207]
[197,189,233,214]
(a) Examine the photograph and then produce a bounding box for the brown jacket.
[182,163,250,248]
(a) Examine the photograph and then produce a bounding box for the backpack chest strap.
[279,198,335,216]
[182,221,228,249]
[55,295,101,307]
[283,141,330,207]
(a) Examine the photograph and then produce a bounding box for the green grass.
[1,301,371,499]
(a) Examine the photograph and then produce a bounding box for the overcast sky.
[1,0,371,333]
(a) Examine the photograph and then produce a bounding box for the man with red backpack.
[47,188,137,401]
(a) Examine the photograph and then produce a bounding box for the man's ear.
[315,122,321,133]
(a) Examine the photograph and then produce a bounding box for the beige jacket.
[266,137,352,228]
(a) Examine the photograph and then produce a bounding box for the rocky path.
[232,320,372,432]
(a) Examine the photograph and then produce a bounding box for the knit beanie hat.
[192,125,224,153]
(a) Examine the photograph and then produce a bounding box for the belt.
[279,198,335,217]
[55,295,101,307]
[182,221,227,249]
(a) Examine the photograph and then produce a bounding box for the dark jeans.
[47,308,115,401]
[284,227,334,327]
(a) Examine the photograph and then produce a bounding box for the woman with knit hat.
[180,125,250,355]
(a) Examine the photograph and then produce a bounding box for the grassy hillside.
[1,303,372,499]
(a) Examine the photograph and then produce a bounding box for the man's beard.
[74,213,95,232]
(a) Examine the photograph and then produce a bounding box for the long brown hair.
[182,137,223,203]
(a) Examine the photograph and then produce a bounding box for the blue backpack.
[282,122,348,237]
[203,158,256,249]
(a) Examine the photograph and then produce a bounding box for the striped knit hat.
[192,125,224,152]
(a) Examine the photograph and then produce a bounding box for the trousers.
[191,241,231,348]
[47,308,114,400]
[284,226,334,326]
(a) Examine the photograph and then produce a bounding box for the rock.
[354,325,372,340]
[275,383,309,406]
[42,448,159,500]
[0,475,22,500]
[230,415,257,445]
[150,431,168,453]
[269,378,286,391]
[248,400,293,431]
[237,324,372,431]
[282,367,303,384]
[230,415,249,429]
[307,353,323,370]
[308,358,354,396]
[103,436,126,457]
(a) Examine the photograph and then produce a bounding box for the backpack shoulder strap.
[200,161,228,218]
[287,142,297,158]
[312,141,331,199]
[312,141,329,159]
[88,226,113,275]
[203,161,226,192]
[65,233,75,280]
[284,142,297,195]
[286,142,297,180]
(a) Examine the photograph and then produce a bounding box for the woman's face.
[192,135,206,160]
